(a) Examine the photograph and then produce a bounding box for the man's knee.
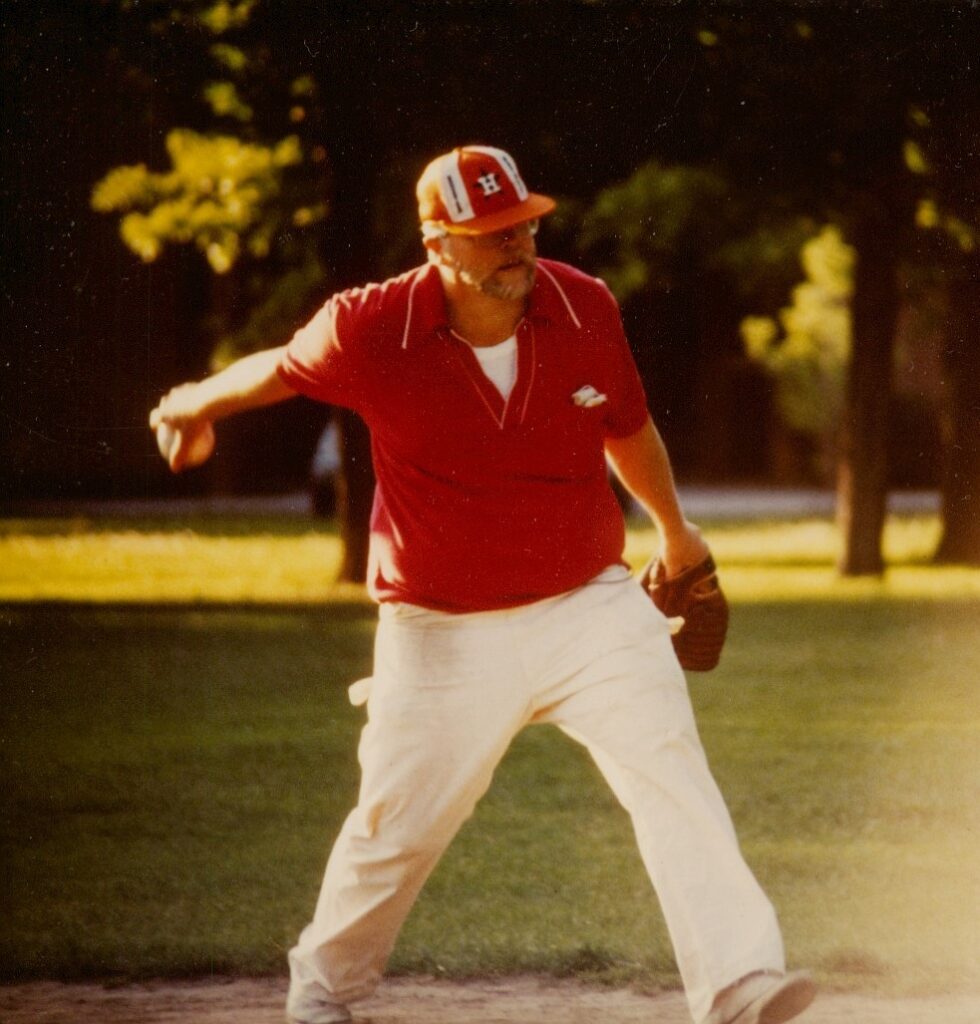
[349,791,475,862]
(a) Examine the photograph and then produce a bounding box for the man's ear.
[423,235,444,263]
[421,234,448,266]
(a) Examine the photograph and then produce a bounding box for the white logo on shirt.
[571,385,608,408]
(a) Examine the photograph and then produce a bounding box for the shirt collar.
[399,264,448,349]
[528,260,583,329]
[401,259,582,350]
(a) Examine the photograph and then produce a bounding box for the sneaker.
[704,970,816,1024]
[285,994,352,1024]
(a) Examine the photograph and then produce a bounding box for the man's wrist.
[654,513,691,543]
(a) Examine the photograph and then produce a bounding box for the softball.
[156,421,215,469]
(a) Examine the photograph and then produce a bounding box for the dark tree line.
[3,1,978,571]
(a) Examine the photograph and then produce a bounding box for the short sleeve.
[277,291,365,409]
[597,283,650,438]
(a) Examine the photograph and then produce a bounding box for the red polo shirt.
[278,259,649,612]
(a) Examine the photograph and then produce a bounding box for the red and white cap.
[417,145,556,235]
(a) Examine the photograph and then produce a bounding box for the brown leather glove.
[641,552,730,671]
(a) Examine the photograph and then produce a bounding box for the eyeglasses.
[463,219,540,249]
[423,219,540,248]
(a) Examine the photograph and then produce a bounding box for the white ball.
[156,422,178,462]
[156,421,215,469]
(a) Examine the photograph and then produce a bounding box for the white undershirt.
[469,334,518,400]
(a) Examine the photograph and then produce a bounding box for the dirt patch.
[2,976,979,1024]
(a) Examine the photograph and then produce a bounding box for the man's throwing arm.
[149,346,296,473]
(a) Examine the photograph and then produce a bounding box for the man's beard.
[457,255,536,300]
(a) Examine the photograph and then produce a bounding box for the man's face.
[438,221,537,301]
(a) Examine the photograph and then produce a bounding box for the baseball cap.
[417,145,556,235]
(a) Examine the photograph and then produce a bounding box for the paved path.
[2,488,940,522]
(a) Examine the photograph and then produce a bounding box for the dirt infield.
[2,976,979,1024]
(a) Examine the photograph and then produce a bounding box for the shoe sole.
[734,971,817,1024]
[286,1016,351,1024]
[286,1012,352,1024]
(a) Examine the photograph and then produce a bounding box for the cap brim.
[441,193,557,236]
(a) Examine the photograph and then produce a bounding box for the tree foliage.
[742,226,854,473]
[50,1,980,567]
[90,0,329,361]
[579,6,979,570]
[577,161,731,300]
[92,129,309,273]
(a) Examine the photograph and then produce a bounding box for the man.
[150,146,815,1024]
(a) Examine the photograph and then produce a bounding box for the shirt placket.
[447,319,538,431]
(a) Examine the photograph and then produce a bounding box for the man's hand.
[659,520,711,579]
[150,384,215,473]
[149,382,209,432]
[147,347,296,473]
[642,544,730,671]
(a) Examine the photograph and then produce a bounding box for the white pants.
[288,568,784,1023]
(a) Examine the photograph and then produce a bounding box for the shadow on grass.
[0,515,340,538]
[1,598,375,622]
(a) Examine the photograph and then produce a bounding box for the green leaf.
[202,81,254,122]
[195,0,258,35]
[90,164,152,213]
[92,128,308,270]
[209,43,249,73]
[742,226,854,439]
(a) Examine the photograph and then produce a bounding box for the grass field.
[3,514,979,604]
[1,515,978,995]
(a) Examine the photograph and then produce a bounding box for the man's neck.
[438,269,528,348]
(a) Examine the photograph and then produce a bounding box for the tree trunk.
[335,408,374,583]
[691,271,747,481]
[836,217,901,576]
[318,133,383,583]
[934,276,980,565]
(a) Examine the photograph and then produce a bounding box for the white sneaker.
[285,993,352,1024]
[704,970,816,1024]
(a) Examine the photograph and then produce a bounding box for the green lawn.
[1,515,978,995]
[3,513,979,604]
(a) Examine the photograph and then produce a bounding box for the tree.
[934,274,980,564]
[88,0,379,579]
[575,158,819,479]
[86,0,703,575]
[582,7,977,574]
[835,202,904,575]
[91,129,311,278]
[742,226,854,483]
[34,0,975,576]
[911,60,980,565]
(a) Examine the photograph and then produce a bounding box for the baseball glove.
[640,552,729,671]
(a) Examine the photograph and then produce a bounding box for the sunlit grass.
[2,513,977,603]
[625,515,980,602]
[0,520,351,603]
[625,513,943,566]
